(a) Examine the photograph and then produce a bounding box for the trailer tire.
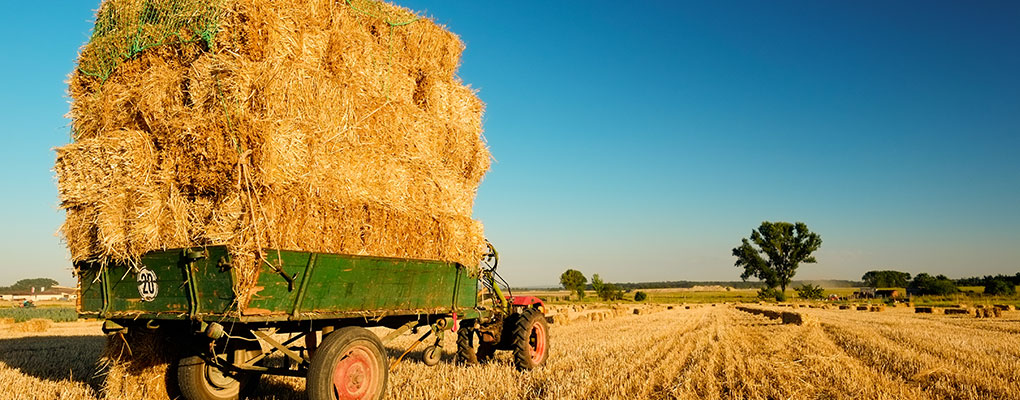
[511,308,549,370]
[177,345,261,400]
[307,326,387,400]
[422,345,442,366]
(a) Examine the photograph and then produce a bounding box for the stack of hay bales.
[58,2,488,398]
[56,0,490,307]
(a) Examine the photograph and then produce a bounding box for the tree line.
[559,269,634,301]
[860,270,1018,296]
[0,278,60,294]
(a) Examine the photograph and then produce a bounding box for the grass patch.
[0,307,78,322]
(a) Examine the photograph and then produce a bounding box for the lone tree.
[732,221,822,296]
[559,269,587,300]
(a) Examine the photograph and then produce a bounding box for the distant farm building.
[0,286,76,301]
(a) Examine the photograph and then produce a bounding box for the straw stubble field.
[1,306,1018,400]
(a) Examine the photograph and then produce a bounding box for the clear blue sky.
[0,1,1017,287]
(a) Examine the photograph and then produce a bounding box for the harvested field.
[2,307,1019,399]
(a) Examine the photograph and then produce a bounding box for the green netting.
[78,0,225,82]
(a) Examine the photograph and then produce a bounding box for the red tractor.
[456,244,549,370]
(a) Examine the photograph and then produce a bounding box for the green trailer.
[78,244,549,400]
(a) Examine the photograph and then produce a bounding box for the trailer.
[77,243,547,400]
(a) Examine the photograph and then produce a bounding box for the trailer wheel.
[512,308,549,370]
[307,326,387,400]
[422,345,442,366]
[177,344,261,400]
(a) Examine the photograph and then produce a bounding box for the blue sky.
[0,1,1017,287]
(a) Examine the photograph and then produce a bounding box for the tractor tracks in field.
[814,310,1020,400]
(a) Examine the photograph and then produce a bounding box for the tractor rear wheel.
[455,321,479,365]
[307,326,387,400]
[511,308,549,370]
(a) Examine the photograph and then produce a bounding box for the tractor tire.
[511,308,549,371]
[177,341,261,400]
[307,326,387,400]
[455,322,478,365]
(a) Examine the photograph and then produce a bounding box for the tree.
[732,221,822,296]
[794,284,825,300]
[984,279,1016,296]
[861,270,911,288]
[908,273,957,295]
[590,274,622,301]
[591,274,605,296]
[559,269,587,300]
[633,291,647,302]
[0,278,60,294]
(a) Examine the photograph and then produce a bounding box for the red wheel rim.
[332,344,380,400]
[529,323,547,364]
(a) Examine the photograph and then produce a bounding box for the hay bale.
[993,304,1015,311]
[8,318,53,333]
[101,329,180,400]
[59,0,491,306]
[780,311,815,325]
[914,307,943,314]
[869,306,885,312]
[944,308,973,315]
[856,306,870,311]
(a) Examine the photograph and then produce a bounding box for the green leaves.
[732,221,822,293]
[560,269,587,299]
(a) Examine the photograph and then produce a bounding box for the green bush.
[634,291,647,302]
[984,279,1017,296]
[794,284,825,300]
[908,273,958,295]
[757,287,784,302]
[0,307,78,322]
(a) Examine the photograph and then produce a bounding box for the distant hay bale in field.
[633,308,641,315]
[58,0,491,307]
[101,329,179,400]
[856,306,869,311]
[975,308,1002,318]
[914,307,943,314]
[8,318,52,333]
[944,308,973,316]
[667,306,674,310]
[993,304,1015,311]
[684,305,691,310]
[869,306,885,312]
[780,311,815,326]
[839,305,851,310]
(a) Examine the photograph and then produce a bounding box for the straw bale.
[60,0,491,307]
[944,308,973,315]
[8,319,53,333]
[780,311,812,325]
[100,329,179,400]
[993,304,1015,311]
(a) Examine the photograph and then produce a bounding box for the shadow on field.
[0,335,106,388]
